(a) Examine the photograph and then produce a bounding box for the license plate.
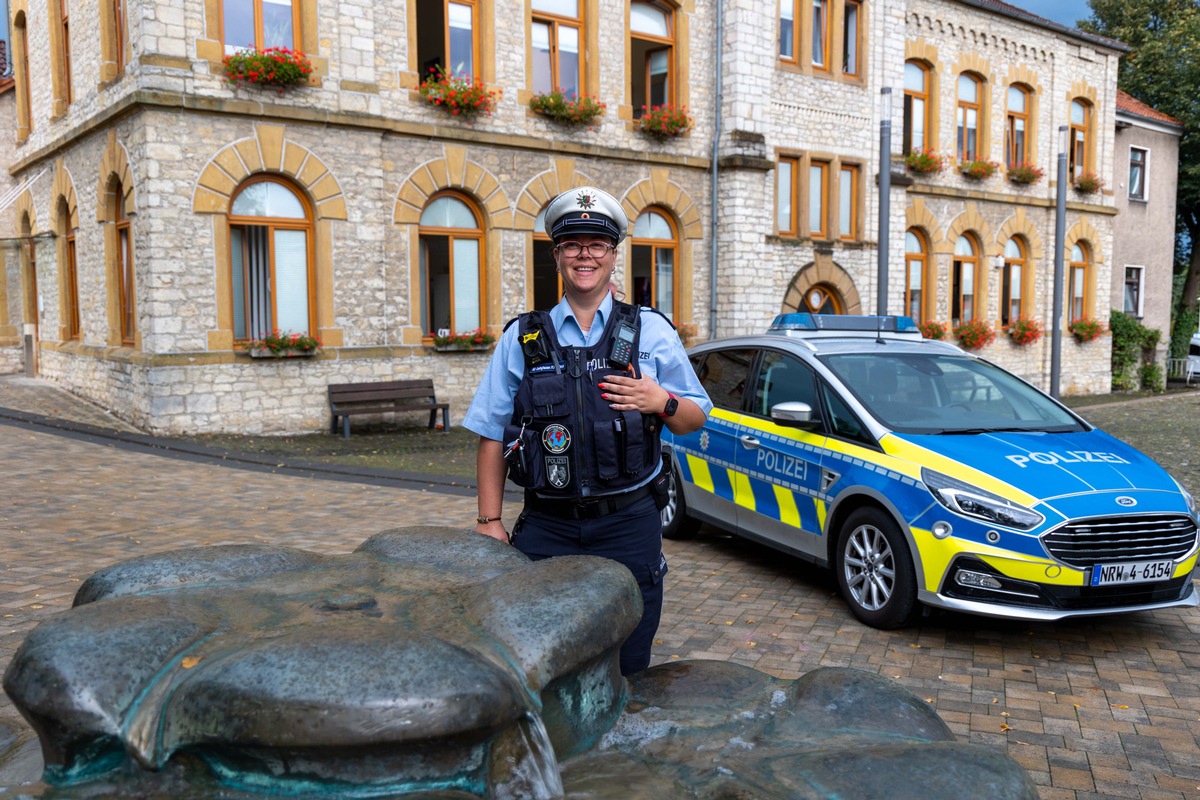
[1089,559,1175,586]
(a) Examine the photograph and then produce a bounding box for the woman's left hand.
[599,374,669,415]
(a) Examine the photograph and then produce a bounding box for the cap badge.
[575,191,596,209]
[580,212,590,219]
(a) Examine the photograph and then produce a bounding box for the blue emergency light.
[768,313,921,333]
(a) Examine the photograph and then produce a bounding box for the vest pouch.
[622,411,647,475]
[594,417,622,481]
[501,423,542,488]
[529,373,567,417]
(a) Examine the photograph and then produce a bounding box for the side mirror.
[770,401,821,429]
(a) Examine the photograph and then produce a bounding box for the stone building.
[0,0,1130,433]
[1110,89,1182,366]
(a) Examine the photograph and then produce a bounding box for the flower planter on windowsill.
[248,347,319,358]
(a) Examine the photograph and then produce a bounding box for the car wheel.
[835,507,918,629]
[661,455,700,540]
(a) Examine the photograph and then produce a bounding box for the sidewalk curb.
[0,405,520,500]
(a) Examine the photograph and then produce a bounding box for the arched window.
[904,229,927,323]
[58,199,80,341]
[229,178,314,341]
[631,208,678,319]
[1069,99,1092,180]
[801,283,842,314]
[532,205,561,310]
[903,61,929,155]
[951,234,978,326]
[630,1,673,118]
[108,178,136,345]
[1006,85,1030,168]
[223,0,301,53]
[1068,242,1091,321]
[532,0,582,97]
[420,192,484,335]
[956,73,982,161]
[1001,237,1027,326]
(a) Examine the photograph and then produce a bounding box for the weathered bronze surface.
[3,528,1038,798]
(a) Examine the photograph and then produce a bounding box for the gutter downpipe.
[708,0,723,339]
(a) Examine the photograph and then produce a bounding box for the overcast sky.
[1006,0,1094,29]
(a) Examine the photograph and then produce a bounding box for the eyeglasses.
[555,241,616,258]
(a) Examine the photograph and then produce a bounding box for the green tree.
[1079,1,1200,355]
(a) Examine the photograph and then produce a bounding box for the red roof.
[1117,90,1183,127]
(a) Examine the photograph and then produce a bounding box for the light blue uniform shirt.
[463,295,713,444]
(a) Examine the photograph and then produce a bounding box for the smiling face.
[554,234,618,301]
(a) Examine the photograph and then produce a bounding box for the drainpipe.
[708,0,724,339]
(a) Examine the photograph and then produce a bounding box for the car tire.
[661,454,700,540]
[835,507,918,629]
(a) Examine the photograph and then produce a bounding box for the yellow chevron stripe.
[686,453,715,493]
[732,470,755,511]
[774,484,800,528]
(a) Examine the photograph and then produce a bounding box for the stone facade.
[0,0,1131,433]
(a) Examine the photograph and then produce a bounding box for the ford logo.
[1116,496,1137,507]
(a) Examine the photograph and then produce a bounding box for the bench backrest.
[328,379,438,406]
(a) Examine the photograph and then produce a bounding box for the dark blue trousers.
[512,494,666,676]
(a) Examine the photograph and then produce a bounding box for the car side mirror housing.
[770,401,822,430]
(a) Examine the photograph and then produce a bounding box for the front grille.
[1041,514,1197,567]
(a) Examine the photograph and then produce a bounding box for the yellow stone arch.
[195,125,347,351]
[51,159,79,230]
[1066,218,1104,264]
[96,131,136,221]
[940,203,995,257]
[905,197,942,242]
[512,157,595,231]
[393,145,512,344]
[782,257,863,316]
[995,208,1043,256]
[12,190,37,236]
[624,169,703,240]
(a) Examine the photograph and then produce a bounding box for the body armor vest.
[502,302,663,499]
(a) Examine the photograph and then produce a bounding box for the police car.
[661,314,1199,629]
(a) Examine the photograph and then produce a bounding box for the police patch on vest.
[546,456,569,488]
[542,424,571,453]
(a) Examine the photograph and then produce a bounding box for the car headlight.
[1171,475,1197,517]
[921,468,1044,531]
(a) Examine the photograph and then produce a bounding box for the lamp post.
[877,87,892,317]
[1050,125,1067,399]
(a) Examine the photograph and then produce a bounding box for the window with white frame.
[1128,147,1147,201]
[1123,266,1144,317]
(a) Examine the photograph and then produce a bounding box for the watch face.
[664,397,679,417]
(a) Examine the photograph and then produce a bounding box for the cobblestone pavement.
[2,376,1200,798]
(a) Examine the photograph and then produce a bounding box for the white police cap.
[542,186,629,244]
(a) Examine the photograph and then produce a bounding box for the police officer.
[463,186,712,675]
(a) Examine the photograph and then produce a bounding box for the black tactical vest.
[502,302,663,499]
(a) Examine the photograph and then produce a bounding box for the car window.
[821,383,873,445]
[695,348,756,412]
[822,352,1084,434]
[753,351,820,418]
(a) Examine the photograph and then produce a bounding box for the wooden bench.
[328,379,450,439]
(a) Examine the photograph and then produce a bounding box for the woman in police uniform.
[463,186,712,675]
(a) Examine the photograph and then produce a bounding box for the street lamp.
[877,87,892,317]
[1050,125,1068,399]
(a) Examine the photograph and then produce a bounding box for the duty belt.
[525,484,654,520]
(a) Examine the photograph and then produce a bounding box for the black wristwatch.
[659,393,679,418]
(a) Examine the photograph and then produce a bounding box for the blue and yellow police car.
[661,314,1199,629]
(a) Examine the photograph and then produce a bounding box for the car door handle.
[739,435,761,449]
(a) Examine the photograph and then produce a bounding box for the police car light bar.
[768,313,922,335]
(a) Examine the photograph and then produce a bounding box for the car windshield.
[820,352,1086,434]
